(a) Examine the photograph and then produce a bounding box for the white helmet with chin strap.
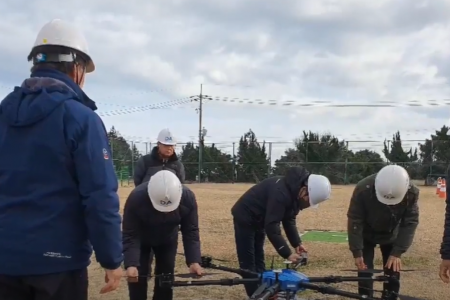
[31,19,95,73]
[375,165,410,205]
[147,170,182,212]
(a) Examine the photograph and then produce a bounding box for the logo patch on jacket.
[103,148,109,160]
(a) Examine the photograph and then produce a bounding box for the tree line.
[107,125,450,184]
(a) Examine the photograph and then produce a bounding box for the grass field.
[87,184,447,300]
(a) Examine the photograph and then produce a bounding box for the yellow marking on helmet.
[42,38,47,44]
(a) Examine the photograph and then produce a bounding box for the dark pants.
[358,240,400,299]
[0,269,88,300]
[233,219,266,297]
[128,239,177,300]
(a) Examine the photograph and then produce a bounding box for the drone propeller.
[176,253,229,263]
[341,268,417,274]
[174,272,222,279]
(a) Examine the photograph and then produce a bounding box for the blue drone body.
[261,269,309,292]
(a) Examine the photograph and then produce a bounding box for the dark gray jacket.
[133,146,185,186]
[347,174,419,258]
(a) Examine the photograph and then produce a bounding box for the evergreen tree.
[236,129,269,183]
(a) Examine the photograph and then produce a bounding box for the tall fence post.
[267,142,272,178]
[232,142,236,182]
[344,141,349,184]
[130,141,135,186]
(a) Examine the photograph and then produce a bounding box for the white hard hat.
[147,170,182,212]
[307,174,331,208]
[375,165,410,205]
[32,19,95,73]
[157,128,176,146]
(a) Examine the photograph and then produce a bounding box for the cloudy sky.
[1,0,450,160]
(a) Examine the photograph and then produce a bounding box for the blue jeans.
[233,219,266,297]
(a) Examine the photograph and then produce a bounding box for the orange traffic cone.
[437,177,442,195]
[439,179,446,199]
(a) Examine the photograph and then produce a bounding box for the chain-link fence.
[110,140,449,186]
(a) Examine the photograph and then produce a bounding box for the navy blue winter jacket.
[0,68,123,275]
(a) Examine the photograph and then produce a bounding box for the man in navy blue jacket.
[0,19,123,300]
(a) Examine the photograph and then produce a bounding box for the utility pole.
[190,84,212,183]
[198,84,203,183]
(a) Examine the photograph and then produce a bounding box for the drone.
[156,254,426,300]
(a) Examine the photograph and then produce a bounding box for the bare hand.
[101,267,123,294]
[354,257,367,270]
[189,263,203,276]
[125,266,139,283]
[440,259,450,283]
[385,256,402,272]
[295,244,307,254]
[287,253,302,263]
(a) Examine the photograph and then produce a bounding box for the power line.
[97,97,192,117]
[206,97,450,107]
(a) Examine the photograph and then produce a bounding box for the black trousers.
[0,269,88,300]
[358,240,400,299]
[128,239,177,300]
[233,219,266,297]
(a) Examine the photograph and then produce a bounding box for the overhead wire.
[205,97,450,107]
[97,96,192,117]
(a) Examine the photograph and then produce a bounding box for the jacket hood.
[151,146,178,162]
[0,69,97,127]
[284,166,310,199]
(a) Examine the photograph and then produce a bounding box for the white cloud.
[1,0,450,161]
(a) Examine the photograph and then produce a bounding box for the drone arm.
[300,282,378,300]
[202,259,259,277]
[168,278,259,287]
[308,275,389,284]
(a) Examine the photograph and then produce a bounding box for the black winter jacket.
[442,170,450,260]
[133,146,185,186]
[231,167,310,258]
[122,182,201,268]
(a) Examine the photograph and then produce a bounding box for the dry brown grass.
[88,184,448,299]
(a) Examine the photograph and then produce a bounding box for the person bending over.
[123,170,203,300]
[347,165,419,300]
[231,166,331,297]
